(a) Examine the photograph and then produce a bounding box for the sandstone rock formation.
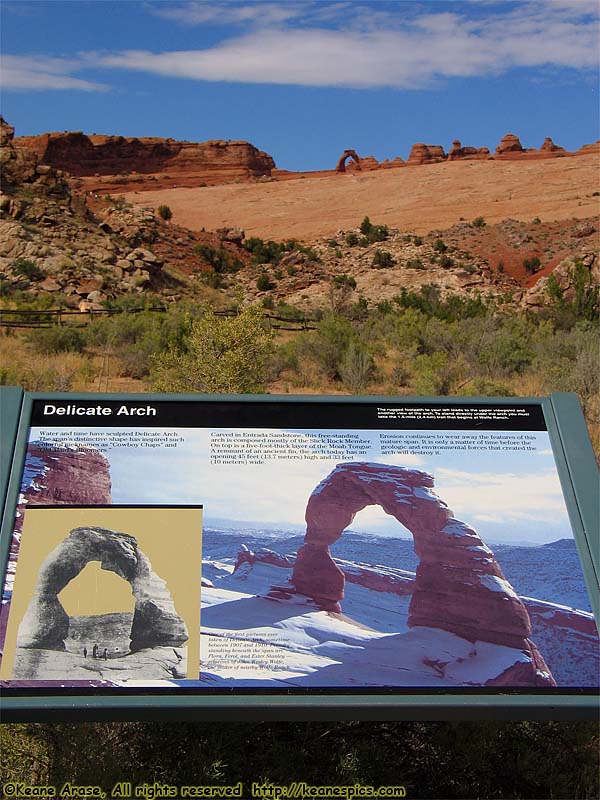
[576,140,600,155]
[291,462,555,686]
[17,525,187,652]
[236,545,416,595]
[447,140,490,161]
[406,143,447,166]
[495,133,525,155]
[0,116,69,199]
[16,131,276,181]
[335,150,361,173]
[380,157,405,169]
[540,137,565,153]
[18,443,112,522]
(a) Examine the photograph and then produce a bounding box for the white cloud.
[93,1,599,88]
[3,1,597,92]
[0,54,108,92]
[435,467,569,525]
[152,1,306,27]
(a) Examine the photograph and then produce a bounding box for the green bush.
[198,269,224,289]
[339,341,375,392]
[194,244,236,273]
[372,250,396,269]
[360,216,373,235]
[256,272,275,291]
[332,274,357,291]
[471,216,486,228]
[433,239,447,253]
[359,216,389,244]
[305,314,357,379]
[345,232,359,247]
[329,274,357,313]
[29,326,86,355]
[158,205,173,221]
[523,256,541,274]
[12,259,46,281]
[152,305,273,393]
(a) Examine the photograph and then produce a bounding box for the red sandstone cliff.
[15,131,276,180]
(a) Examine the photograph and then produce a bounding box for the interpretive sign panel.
[0,392,598,720]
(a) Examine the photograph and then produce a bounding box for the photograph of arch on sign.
[0,505,202,683]
[1,395,596,696]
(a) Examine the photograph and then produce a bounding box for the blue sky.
[29,426,572,544]
[2,1,598,170]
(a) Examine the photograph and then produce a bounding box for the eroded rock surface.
[16,131,275,181]
[407,143,447,165]
[291,462,555,686]
[495,133,525,155]
[17,526,187,652]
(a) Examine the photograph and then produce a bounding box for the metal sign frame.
[0,390,598,721]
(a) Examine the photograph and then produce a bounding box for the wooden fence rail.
[0,306,317,331]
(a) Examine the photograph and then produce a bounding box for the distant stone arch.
[291,462,554,685]
[335,149,361,173]
[17,526,188,653]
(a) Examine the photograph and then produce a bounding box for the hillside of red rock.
[15,130,276,186]
[2,117,598,314]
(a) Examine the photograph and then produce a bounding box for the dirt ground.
[120,154,600,241]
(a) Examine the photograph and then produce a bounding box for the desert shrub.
[349,296,369,321]
[412,351,459,395]
[339,341,375,393]
[471,216,486,228]
[329,274,356,313]
[433,239,447,253]
[245,237,285,265]
[360,216,389,243]
[360,216,373,235]
[0,348,92,392]
[85,307,190,379]
[438,254,454,269]
[523,256,541,274]
[376,300,393,315]
[194,244,236,273]
[267,339,300,379]
[413,236,423,246]
[274,302,305,320]
[198,269,224,289]
[151,305,273,393]
[256,272,275,291]
[406,258,425,270]
[158,205,172,221]
[332,274,357,291]
[345,232,359,247]
[29,326,86,354]
[303,314,357,379]
[478,318,534,376]
[12,258,46,281]
[394,286,487,323]
[371,250,396,269]
[542,261,599,326]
